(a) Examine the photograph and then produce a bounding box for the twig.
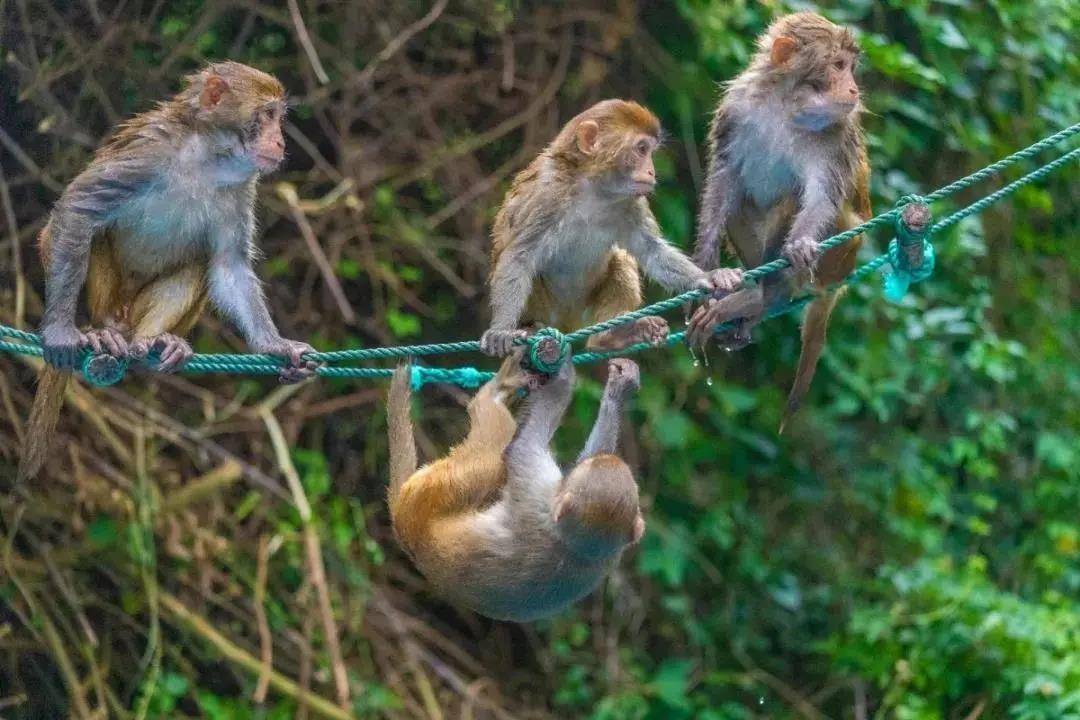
[732,645,828,720]
[287,0,330,84]
[0,165,25,328]
[252,534,274,703]
[350,0,449,91]
[277,182,357,324]
[259,408,351,709]
[159,592,354,720]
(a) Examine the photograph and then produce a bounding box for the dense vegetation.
[1,1,1077,718]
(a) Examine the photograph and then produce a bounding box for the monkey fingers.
[700,267,745,294]
[480,329,529,357]
[268,338,320,384]
[782,236,820,273]
[685,286,764,348]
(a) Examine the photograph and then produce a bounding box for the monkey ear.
[200,76,230,109]
[629,514,646,545]
[770,36,798,66]
[576,120,600,155]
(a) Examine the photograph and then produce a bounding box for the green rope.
[1,124,1076,388]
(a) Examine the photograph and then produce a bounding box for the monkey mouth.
[254,153,283,170]
[630,180,656,196]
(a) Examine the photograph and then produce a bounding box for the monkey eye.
[834,59,846,70]
[635,139,650,156]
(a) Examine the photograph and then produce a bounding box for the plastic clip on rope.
[883,196,935,302]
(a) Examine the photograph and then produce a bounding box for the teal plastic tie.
[81,352,129,387]
[410,366,491,390]
[526,327,570,374]
[884,196,935,303]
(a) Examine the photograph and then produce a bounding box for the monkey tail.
[387,364,418,507]
[780,289,843,434]
[17,366,71,481]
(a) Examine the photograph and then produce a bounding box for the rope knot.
[884,197,935,302]
[81,352,129,387]
[526,328,570,374]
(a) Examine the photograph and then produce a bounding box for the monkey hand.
[697,267,745,296]
[605,358,640,398]
[41,323,86,369]
[782,236,820,273]
[480,328,528,357]
[256,337,320,384]
[130,333,192,373]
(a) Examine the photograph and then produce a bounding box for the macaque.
[689,12,872,429]
[387,352,644,622]
[18,61,318,481]
[480,99,742,357]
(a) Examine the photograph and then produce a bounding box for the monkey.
[687,12,872,430]
[479,99,743,358]
[387,352,644,622]
[18,61,319,481]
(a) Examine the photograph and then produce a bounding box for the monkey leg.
[126,265,209,372]
[585,249,664,351]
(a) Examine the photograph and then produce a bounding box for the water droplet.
[705,376,714,387]
[702,347,711,368]
[758,696,765,706]
[688,345,700,367]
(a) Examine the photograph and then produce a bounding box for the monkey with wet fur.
[387,353,644,622]
[480,99,743,357]
[19,62,318,481]
[688,12,872,429]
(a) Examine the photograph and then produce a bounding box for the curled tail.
[18,366,71,481]
[386,364,417,507]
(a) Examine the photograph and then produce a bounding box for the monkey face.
[623,134,659,196]
[245,102,287,172]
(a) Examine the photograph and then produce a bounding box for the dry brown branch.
[159,592,353,720]
[252,534,274,703]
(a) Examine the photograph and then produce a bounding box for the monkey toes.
[782,236,820,273]
[83,327,129,359]
[631,316,669,347]
[131,333,193,373]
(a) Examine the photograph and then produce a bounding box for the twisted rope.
[1,124,1075,387]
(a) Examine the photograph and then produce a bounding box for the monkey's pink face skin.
[624,134,658,196]
[250,107,286,172]
[792,51,861,131]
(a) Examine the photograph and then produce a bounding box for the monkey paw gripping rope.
[1,124,1077,389]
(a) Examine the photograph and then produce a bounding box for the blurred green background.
[0,1,1077,718]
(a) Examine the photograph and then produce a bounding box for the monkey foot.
[606,358,641,396]
[131,333,193,373]
[83,326,129,359]
[630,316,669,347]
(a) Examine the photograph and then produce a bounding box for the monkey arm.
[624,209,708,292]
[487,246,537,332]
[505,363,574,473]
[40,158,152,367]
[208,219,283,350]
[784,174,842,267]
[695,162,737,270]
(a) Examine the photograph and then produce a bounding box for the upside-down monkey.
[18,62,318,480]
[480,99,743,357]
[387,353,645,622]
[688,12,872,430]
